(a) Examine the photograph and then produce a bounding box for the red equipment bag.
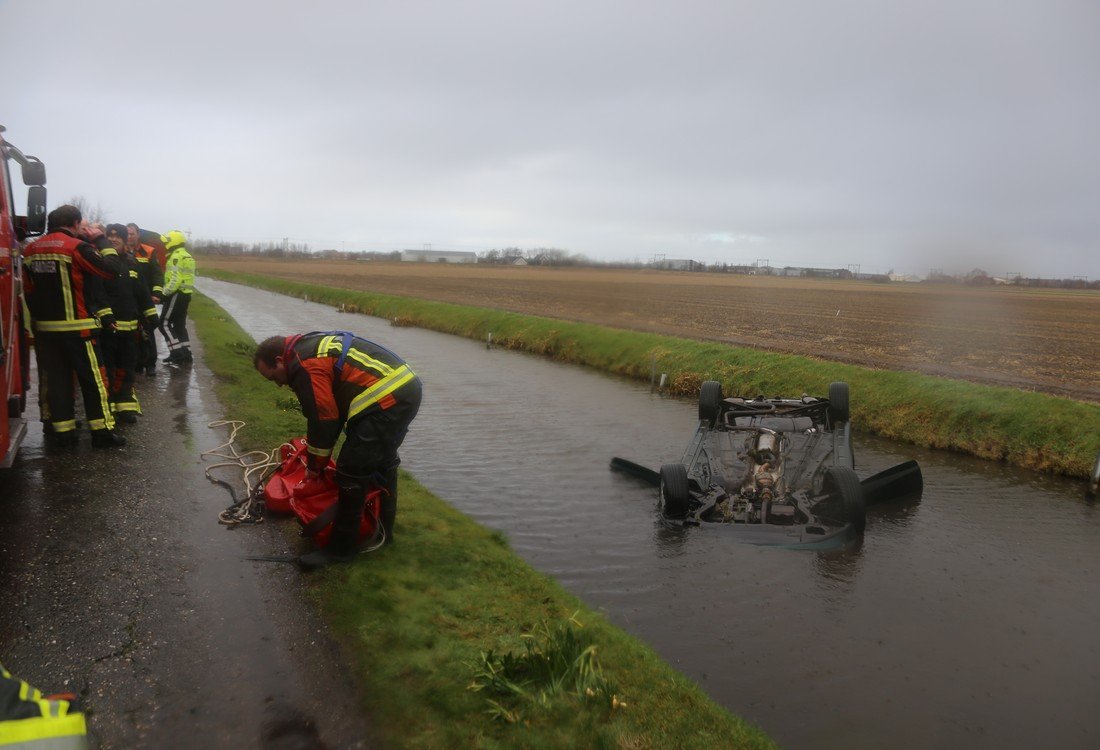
[263,438,313,515]
[263,438,381,547]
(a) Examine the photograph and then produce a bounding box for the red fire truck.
[1,124,47,467]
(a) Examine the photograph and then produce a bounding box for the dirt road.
[202,259,1100,402]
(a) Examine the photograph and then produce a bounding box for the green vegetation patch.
[190,292,775,749]
[201,269,1100,478]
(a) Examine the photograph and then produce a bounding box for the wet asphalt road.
[0,336,371,749]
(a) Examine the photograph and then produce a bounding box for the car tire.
[699,380,724,426]
[1090,451,1100,497]
[659,463,691,519]
[824,465,865,533]
[828,381,850,425]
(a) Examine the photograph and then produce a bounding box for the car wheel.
[659,463,691,519]
[699,380,724,426]
[828,381,850,425]
[824,465,865,533]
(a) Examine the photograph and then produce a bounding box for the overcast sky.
[3,0,1098,278]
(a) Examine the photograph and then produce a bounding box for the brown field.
[203,258,1100,403]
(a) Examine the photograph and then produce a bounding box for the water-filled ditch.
[201,278,1099,750]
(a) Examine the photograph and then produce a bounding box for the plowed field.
[202,258,1100,403]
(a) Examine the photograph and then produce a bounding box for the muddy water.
[201,278,1099,750]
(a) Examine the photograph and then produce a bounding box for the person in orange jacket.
[22,205,126,448]
[254,331,422,569]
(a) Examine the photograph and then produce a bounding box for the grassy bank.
[189,292,775,749]
[202,269,1100,479]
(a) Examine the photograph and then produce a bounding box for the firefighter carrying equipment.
[0,662,88,749]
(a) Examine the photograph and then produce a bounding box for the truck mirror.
[21,157,46,187]
[20,185,47,238]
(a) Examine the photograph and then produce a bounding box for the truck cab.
[1,124,47,467]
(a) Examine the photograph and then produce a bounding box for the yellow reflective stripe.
[348,365,415,418]
[152,285,163,293]
[135,256,149,263]
[60,260,74,319]
[114,320,139,331]
[345,349,398,376]
[19,681,39,702]
[52,420,77,433]
[95,307,113,317]
[100,248,118,257]
[129,270,139,278]
[0,711,87,745]
[314,335,337,357]
[306,444,332,458]
[85,340,114,430]
[142,307,157,317]
[36,319,99,332]
[28,253,73,262]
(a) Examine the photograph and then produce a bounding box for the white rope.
[202,419,389,554]
[202,420,290,525]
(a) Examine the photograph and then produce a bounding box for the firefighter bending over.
[254,331,422,570]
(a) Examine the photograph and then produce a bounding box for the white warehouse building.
[400,249,478,263]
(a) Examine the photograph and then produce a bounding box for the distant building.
[651,258,704,271]
[400,249,478,263]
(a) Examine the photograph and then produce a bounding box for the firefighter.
[22,205,126,448]
[253,331,423,570]
[100,224,158,423]
[126,223,164,375]
[159,230,195,364]
[0,662,88,748]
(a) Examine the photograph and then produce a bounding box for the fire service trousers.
[102,328,141,413]
[34,332,114,433]
[333,377,423,544]
[159,291,191,356]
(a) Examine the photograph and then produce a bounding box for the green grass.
[189,292,776,749]
[201,268,1100,479]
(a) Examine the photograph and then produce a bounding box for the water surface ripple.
[202,278,1098,750]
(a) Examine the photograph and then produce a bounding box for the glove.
[145,313,160,330]
[98,314,117,332]
[79,221,105,242]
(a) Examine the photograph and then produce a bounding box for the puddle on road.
[201,278,1100,750]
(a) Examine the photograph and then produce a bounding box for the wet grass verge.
[189,292,776,749]
[201,269,1100,479]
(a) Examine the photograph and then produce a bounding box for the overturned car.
[613,381,922,548]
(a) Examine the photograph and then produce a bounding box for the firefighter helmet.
[163,230,187,250]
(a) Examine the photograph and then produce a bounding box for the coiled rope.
[201,420,289,525]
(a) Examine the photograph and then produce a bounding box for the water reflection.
[198,278,1100,750]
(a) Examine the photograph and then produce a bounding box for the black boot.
[91,430,126,449]
[298,487,363,571]
[380,466,399,545]
[44,426,78,447]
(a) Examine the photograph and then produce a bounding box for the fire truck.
[1,124,47,467]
